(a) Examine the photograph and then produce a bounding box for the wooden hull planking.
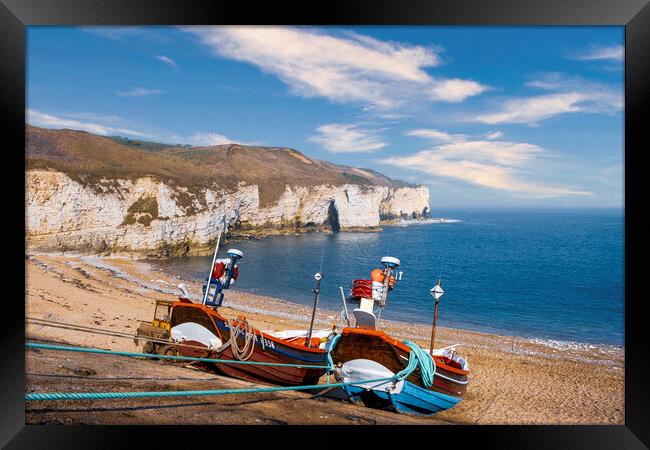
[331,328,469,409]
[170,302,328,386]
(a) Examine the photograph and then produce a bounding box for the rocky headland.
[26,126,430,258]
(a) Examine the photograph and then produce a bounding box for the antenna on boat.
[202,214,227,305]
[339,286,351,326]
[429,277,444,355]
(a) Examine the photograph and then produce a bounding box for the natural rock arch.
[326,200,341,232]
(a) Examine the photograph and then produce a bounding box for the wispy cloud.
[485,131,503,140]
[27,109,256,147]
[406,129,466,143]
[572,45,624,62]
[428,79,487,103]
[309,124,387,153]
[27,109,150,137]
[116,87,163,97]
[382,132,592,197]
[586,163,624,187]
[185,132,236,146]
[474,73,622,125]
[184,26,487,109]
[156,55,178,68]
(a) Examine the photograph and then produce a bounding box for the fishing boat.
[328,256,470,415]
[162,218,333,386]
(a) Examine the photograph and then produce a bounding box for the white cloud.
[165,131,261,147]
[485,131,503,140]
[586,163,624,187]
[474,74,622,125]
[185,132,235,146]
[155,55,178,68]
[380,135,592,197]
[116,87,163,97]
[429,78,487,102]
[184,26,487,108]
[27,109,150,137]
[27,109,257,148]
[476,92,587,125]
[406,129,466,143]
[573,45,624,62]
[309,124,387,153]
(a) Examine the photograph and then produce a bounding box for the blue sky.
[27,26,624,208]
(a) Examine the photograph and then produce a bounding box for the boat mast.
[202,214,226,305]
[429,278,444,354]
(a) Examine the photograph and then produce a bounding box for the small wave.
[393,217,462,226]
[525,337,623,353]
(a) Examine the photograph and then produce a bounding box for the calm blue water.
[149,209,624,346]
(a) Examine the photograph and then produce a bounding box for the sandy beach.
[25,254,624,425]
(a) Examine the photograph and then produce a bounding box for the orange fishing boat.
[328,256,469,415]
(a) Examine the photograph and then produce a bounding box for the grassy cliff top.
[26,125,416,207]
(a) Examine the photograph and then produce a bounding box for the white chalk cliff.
[26,170,430,258]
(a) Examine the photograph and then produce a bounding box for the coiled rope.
[396,340,436,387]
[213,318,257,361]
[30,316,265,362]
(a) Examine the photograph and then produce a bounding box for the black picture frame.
[2,0,648,447]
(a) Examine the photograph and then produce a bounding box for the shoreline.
[30,249,623,352]
[25,253,624,424]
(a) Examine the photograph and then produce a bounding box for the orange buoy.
[371,269,385,282]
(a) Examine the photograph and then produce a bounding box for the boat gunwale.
[172,301,328,354]
[341,327,469,376]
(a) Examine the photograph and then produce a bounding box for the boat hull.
[343,381,462,416]
[331,327,469,415]
[170,302,328,386]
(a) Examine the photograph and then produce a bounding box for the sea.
[149,208,624,347]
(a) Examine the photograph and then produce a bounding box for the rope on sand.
[27,317,214,352]
[25,375,397,401]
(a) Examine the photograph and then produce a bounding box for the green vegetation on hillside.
[121,195,159,227]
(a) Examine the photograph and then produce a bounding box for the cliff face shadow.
[327,201,341,232]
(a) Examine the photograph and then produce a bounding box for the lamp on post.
[429,279,444,355]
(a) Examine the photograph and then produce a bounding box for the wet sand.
[25,254,624,424]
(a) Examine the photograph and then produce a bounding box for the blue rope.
[25,338,437,401]
[396,340,436,387]
[25,342,329,370]
[325,333,341,373]
[25,375,396,401]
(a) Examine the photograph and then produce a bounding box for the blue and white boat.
[329,256,469,416]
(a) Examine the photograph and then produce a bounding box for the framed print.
[2,0,648,447]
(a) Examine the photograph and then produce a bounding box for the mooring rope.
[213,318,256,361]
[25,375,397,402]
[25,339,439,402]
[326,332,341,373]
[26,342,329,370]
[396,340,437,387]
[27,317,214,353]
